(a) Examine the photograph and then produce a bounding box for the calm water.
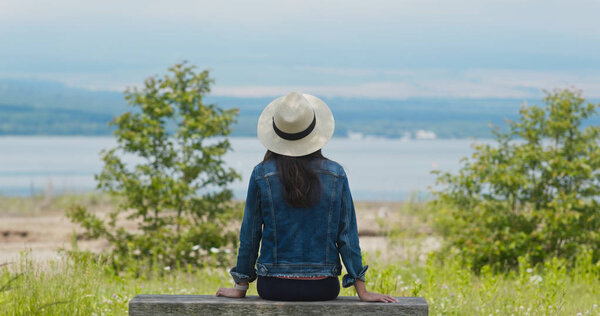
[0,136,484,201]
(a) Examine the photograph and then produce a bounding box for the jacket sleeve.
[229,167,263,284]
[337,174,368,288]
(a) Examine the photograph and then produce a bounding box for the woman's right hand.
[357,291,399,303]
[354,280,399,303]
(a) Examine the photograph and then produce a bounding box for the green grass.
[0,193,115,216]
[1,196,599,315]
[1,250,599,315]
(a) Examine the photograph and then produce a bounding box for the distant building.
[347,131,364,140]
[415,130,436,140]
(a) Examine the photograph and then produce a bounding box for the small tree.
[68,62,240,272]
[433,88,600,271]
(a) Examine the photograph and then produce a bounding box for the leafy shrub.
[433,88,600,272]
[67,62,241,272]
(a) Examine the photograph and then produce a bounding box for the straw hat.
[257,92,335,157]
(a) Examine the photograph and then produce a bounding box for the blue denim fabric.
[230,159,368,288]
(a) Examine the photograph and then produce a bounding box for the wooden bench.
[129,295,428,315]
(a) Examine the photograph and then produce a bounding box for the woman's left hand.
[216,287,246,298]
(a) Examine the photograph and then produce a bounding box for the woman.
[216,92,397,303]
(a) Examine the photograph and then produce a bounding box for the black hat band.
[272,113,316,141]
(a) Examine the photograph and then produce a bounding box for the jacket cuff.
[229,267,257,284]
[341,265,368,288]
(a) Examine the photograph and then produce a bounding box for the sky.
[1,0,599,99]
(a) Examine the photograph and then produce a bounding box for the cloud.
[2,0,599,38]
[211,69,600,99]
[4,66,599,99]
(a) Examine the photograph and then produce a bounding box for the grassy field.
[1,195,599,315]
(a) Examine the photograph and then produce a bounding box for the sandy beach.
[0,196,440,263]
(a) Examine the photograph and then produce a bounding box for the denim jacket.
[229,158,368,288]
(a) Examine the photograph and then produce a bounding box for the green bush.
[67,62,241,272]
[433,88,600,272]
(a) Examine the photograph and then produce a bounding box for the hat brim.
[257,94,335,157]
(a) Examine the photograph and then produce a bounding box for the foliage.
[2,250,599,315]
[433,88,600,271]
[67,62,241,272]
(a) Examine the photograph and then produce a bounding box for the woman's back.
[253,158,354,275]
[217,92,397,303]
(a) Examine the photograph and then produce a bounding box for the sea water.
[0,136,484,201]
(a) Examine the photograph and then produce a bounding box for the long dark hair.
[263,149,327,208]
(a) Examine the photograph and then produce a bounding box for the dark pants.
[257,276,340,301]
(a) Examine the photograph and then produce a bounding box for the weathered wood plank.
[129,295,428,316]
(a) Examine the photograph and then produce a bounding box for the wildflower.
[526,268,533,273]
[593,304,597,309]
[189,252,196,257]
[133,249,141,256]
[529,275,543,284]
[210,247,220,253]
[576,312,582,316]
[442,284,448,289]
[224,249,231,254]
[164,266,171,271]
[192,245,200,251]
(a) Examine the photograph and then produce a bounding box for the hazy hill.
[2,79,596,138]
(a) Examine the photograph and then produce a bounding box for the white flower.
[526,268,533,273]
[529,275,543,284]
[224,249,231,254]
[593,304,597,309]
[576,312,582,316]
[192,245,200,251]
[164,266,171,271]
[210,247,220,253]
